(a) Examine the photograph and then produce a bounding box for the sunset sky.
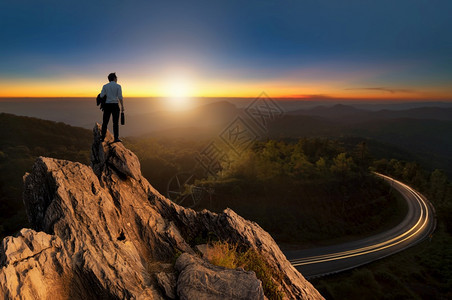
[1,0,451,100]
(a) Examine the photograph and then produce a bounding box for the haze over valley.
[2,98,451,175]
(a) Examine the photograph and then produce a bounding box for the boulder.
[175,252,265,300]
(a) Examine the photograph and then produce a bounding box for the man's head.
[108,72,117,82]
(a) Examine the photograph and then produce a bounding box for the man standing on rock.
[100,72,124,143]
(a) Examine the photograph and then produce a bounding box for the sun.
[167,78,190,98]
[163,77,193,111]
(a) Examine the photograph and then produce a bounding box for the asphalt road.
[284,173,437,278]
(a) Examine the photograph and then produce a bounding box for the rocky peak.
[0,124,323,299]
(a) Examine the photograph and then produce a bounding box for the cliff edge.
[0,124,323,300]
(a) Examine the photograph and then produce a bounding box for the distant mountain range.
[1,100,451,175]
[135,101,452,175]
[288,104,452,122]
[271,104,452,175]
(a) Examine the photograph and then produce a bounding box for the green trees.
[196,138,400,244]
[373,158,452,234]
[330,153,356,177]
[216,139,362,183]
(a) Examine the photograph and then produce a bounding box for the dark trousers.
[101,103,120,139]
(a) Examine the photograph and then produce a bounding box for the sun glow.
[162,77,194,111]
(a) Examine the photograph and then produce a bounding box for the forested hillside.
[0,113,92,237]
[193,139,406,246]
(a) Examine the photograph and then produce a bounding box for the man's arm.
[119,98,124,111]
[100,85,106,97]
[118,85,124,111]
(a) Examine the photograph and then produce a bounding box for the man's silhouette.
[100,72,124,142]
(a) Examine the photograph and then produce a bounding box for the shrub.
[205,241,238,269]
[205,241,285,300]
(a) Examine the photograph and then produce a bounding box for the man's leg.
[112,104,120,140]
[101,105,112,140]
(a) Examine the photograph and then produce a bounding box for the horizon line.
[0,96,451,103]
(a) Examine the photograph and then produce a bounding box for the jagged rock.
[1,229,55,265]
[156,272,177,299]
[175,252,265,300]
[91,125,141,180]
[0,229,72,300]
[195,243,209,257]
[0,123,324,299]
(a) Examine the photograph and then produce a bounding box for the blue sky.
[1,0,451,98]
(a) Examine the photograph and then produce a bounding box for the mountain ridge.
[0,123,323,299]
[287,104,452,122]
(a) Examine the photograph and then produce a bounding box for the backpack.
[96,94,107,110]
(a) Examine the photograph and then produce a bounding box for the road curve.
[284,173,437,279]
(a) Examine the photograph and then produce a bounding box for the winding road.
[284,173,437,278]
